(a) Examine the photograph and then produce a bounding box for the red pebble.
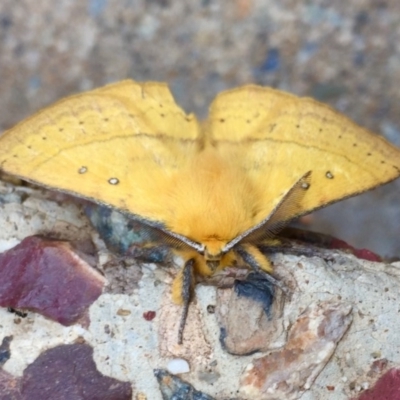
[0,236,106,325]
[21,343,132,400]
[143,311,156,321]
[330,238,382,262]
[356,368,400,400]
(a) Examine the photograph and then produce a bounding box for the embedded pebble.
[167,358,191,374]
[0,236,106,326]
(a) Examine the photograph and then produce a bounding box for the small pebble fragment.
[0,335,13,366]
[167,358,190,374]
[154,369,214,400]
[240,301,352,399]
[143,310,156,321]
[217,271,285,355]
[86,204,169,262]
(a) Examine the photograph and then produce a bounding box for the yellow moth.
[0,80,400,341]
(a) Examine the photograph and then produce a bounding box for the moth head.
[160,229,231,273]
[203,238,228,271]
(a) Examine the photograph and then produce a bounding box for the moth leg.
[236,243,290,295]
[176,259,195,344]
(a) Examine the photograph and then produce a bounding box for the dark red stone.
[329,238,382,262]
[0,236,105,325]
[0,369,22,400]
[21,343,132,400]
[356,368,400,400]
[143,310,156,321]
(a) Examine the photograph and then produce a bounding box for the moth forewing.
[223,171,312,253]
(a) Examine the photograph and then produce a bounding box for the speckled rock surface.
[1,182,400,399]
[0,0,399,256]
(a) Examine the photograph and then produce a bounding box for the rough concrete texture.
[1,182,400,399]
[0,0,399,256]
